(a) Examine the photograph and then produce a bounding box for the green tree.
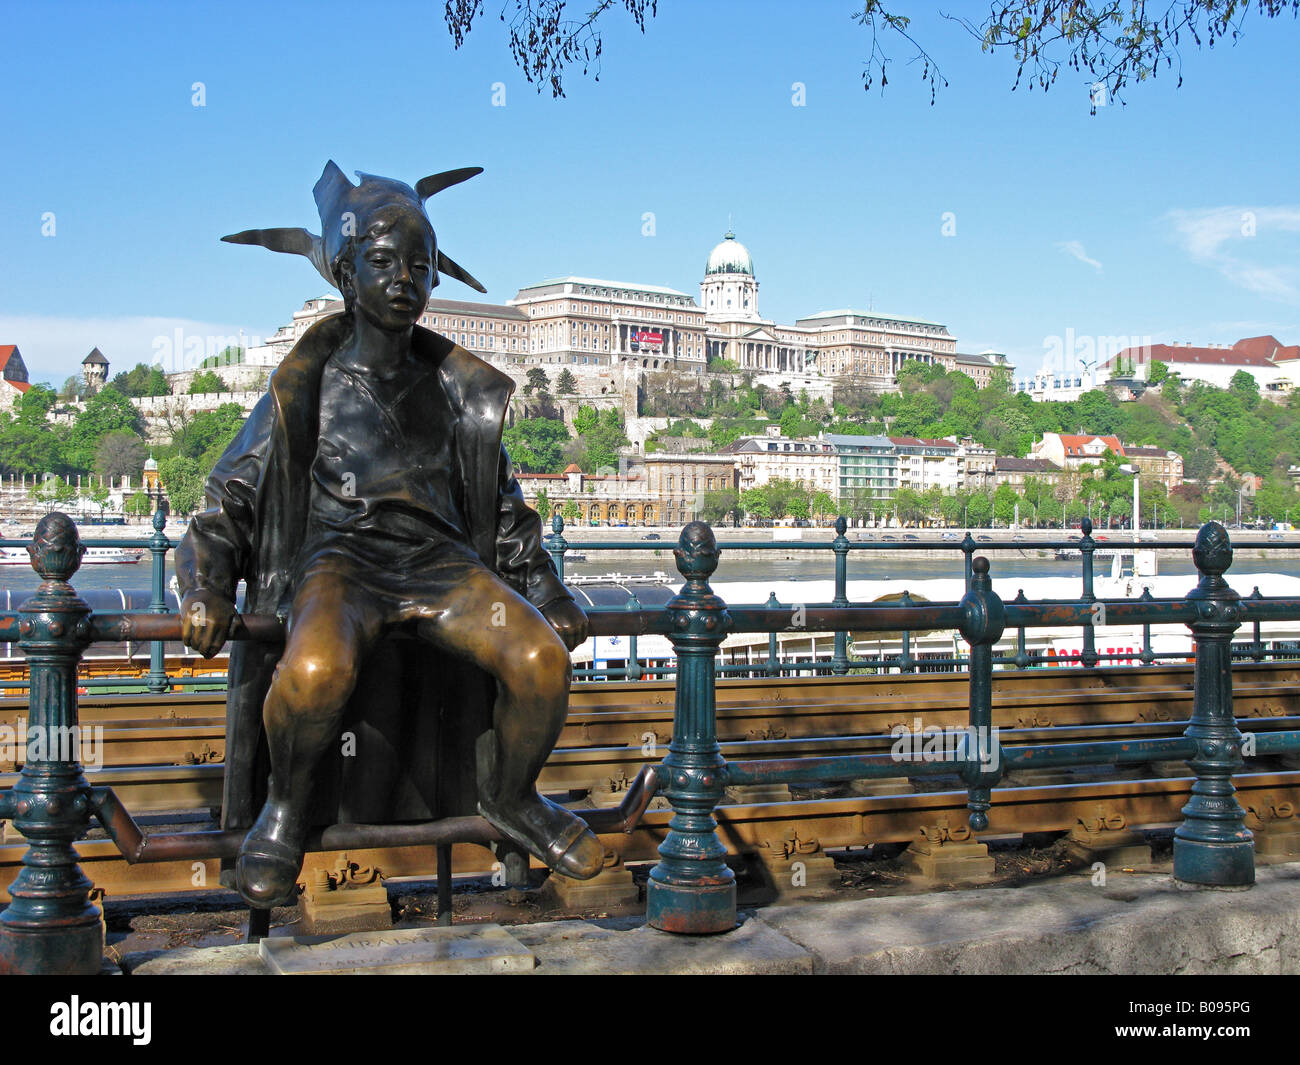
[556,369,578,394]
[697,488,741,525]
[764,478,808,521]
[503,417,571,472]
[94,430,147,481]
[893,487,927,526]
[965,492,992,528]
[113,363,170,397]
[740,487,771,522]
[561,499,581,524]
[810,491,835,523]
[1036,494,1064,527]
[200,346,244,368]
[939,492,966,526]
[124,492,154,520]
[535,487,552,522]
[174,403,248,472]
[987,486,1019,527]
[29,475,76,514]
[523,368,551,397]
[18,384,58,425]
[67,387,143,472]
[158,455,204,516]
[0,401,69,476]
[1147,360,1169,386]
[572,407,629,471]
[1229,369,1261,411]
[86,484,111,519]
[188,370,228,395]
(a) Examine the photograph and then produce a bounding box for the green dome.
[704,231,754,277]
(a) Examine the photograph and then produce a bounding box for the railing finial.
[1192,520,1232,590]
[673,520,720,588]
[28,512,84,583]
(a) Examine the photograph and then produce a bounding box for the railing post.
[1012,589,1030,669]
[0,514,102,974]
[765,591,780,677]
[1079,516,1098,668]
[546,514,567,584]
[830,516,851,675]
[146,505,170,694]
[625,592,642,681]
[959,556,1006,831]
[1248,587,1264,662]
[961,532,975,592]
[898,590,915,673]
[1175,521,1253,887]
[646,522,736,934]
[1139,587,1156,665]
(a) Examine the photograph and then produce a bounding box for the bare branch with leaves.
[446,1,1296,110]
[444,0,658,97]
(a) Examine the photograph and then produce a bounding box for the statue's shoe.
[479,794,605,881]
[236,804,306,908]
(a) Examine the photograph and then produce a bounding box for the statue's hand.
[541,599,589,652]
[180,590,238,659]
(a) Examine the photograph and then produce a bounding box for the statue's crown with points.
[220,160,486,294]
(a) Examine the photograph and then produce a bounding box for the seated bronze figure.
[175,161,604,907]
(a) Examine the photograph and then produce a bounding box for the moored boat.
[0,547,145,566]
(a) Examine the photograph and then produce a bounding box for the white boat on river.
[573,567,1300,675]
[0,547,144,566]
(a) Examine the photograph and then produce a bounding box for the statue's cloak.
[174,314,569,837]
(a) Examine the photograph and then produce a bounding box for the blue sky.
[2,1,1297,385]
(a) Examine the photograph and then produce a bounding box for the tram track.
[5,663,1296,771]
[1,662,1298,900]
[11,771,1297,900]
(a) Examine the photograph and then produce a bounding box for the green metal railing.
[0,513,1298,966]
[3,510,1291,690]
[558,513,1295,680]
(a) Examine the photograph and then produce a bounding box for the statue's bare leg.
[238,575,379,906]
[416,569,604,880]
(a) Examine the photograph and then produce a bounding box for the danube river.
[3,554,1299,603]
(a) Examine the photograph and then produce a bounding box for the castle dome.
[704,231,754,277]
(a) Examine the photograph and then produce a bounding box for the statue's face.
[346,210,436,332]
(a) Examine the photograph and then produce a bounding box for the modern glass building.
[826,434,898,506]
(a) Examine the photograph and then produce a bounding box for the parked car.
[977,535,992,542]
[645,533,662,540]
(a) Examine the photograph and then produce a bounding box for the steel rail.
[8,770,1298,901]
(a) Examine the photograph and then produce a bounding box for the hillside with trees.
[509,357,1300,528]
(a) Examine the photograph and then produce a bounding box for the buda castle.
[243,232,1009,395]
